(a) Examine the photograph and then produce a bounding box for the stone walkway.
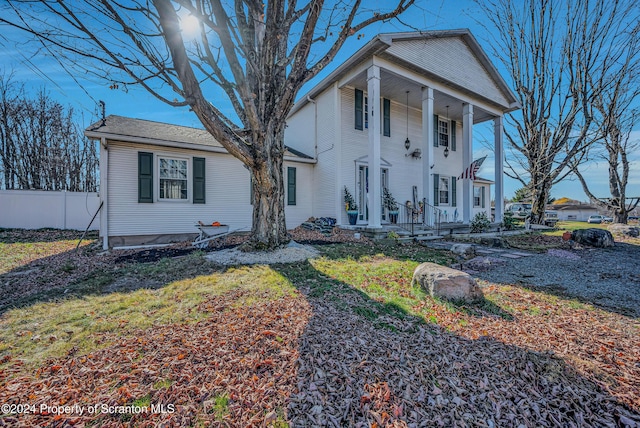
[422,241,535,261]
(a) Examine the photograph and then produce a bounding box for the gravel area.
[205,241,320,265]
[474,243,640,317]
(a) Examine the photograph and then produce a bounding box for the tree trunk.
[243,130,289,251]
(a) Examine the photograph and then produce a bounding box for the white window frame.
[158,155,189,202]
[439,176,449,205]
[438,118,449,147]
[473,186,482,207]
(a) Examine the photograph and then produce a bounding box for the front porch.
[330,33,519,230]
[341,221,507,241]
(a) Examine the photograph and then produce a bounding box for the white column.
[462,103,474,223]
[494,116,504,223]
[422,87,434,206]
[367,65,382,228]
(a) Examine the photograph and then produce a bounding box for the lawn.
[0,229,638,426]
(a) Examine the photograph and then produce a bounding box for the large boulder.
[411,262,483,302]
[571,228,615,247]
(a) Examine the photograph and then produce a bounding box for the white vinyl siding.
[340,87,423,224]
[106,141,313,240]
[385,37,510,107]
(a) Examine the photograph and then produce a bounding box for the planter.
[389,211,399,224]
[347,210,359,225]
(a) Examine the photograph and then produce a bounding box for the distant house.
[549,204,599,221]
[87,29,519,249]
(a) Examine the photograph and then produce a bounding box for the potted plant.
[383,187,399,224]
[343,186,359,225]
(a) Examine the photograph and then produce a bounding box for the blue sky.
[0,0,637,202]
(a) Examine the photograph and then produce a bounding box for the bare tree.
[476,0,640,223]
[1,0,415,249]
[570,83,640,223]
[0,75,99,192]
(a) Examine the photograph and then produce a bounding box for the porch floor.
[340,222,507,240]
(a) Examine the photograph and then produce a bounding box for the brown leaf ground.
[1,228,639,427]
[1,290,311,427]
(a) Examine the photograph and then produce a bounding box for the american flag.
[458,156,487,180]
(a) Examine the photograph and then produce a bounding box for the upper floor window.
[438,119,449,147]
[354,88,390,136]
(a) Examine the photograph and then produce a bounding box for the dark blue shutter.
[451,176,457,207]
[355,89,363,130]
[287,167,296,206]
[383,98,391,137]
[193,157,205,204]
[481,186,485,208]
[433,174,439,206]
[450,120,456,151]
[433,115,439,147]
[138,152,153,203]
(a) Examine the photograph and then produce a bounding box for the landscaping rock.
[411,262,484,302]
[608,224,639,238]
[571,228,615,248]
[450,243,476,259]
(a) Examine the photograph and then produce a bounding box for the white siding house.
[286,30,519,228]
[86,116,314,248]
[88,30,518,248]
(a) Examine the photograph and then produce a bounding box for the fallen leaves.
[0,290,312,427]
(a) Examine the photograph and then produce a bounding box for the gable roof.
[291,29,519,116]
[85,115,314,161]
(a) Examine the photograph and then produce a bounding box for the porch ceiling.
[346,69,495,124]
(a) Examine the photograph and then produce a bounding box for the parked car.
[603,216,613,223]
[504,202,531,220]
[587,215,603,224]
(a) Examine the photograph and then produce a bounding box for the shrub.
[470,212,491,233]
[502,212,518,231]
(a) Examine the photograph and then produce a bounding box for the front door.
[357,165,389,223]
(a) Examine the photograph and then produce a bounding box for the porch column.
[494,116,504,223]
[422,87,434,206]
[462,103,474,223]
[367,65,382,228]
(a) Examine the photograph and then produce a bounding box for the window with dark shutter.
[355,89,363,130]
[481,186,486,208]
[287,167,296,206]
[193,157,205,204]
[138,152,153,203]
[383,98,391,137]
[433,115,439,147]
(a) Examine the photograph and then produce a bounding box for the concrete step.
[414,235,445,242]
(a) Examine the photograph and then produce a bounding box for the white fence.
[0,190,101,231]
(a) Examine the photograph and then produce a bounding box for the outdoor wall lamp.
[444,146,449,158]
[406,148,421,159]
[405,137,411,151]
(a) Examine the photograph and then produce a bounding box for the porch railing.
[421,198,443,235]
[395,198,442,236]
